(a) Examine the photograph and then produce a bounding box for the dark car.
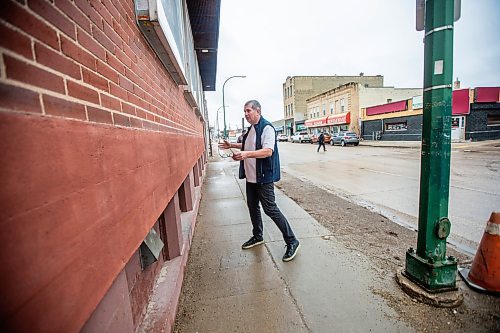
[330,131,359,146]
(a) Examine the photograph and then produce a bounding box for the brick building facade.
[0,0,220,332]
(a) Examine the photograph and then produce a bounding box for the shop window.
[386,122,408,131]
[487,114,500,126]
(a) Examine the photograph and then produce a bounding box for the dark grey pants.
[246,182,297,244]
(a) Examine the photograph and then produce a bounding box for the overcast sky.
[205,0,500,131]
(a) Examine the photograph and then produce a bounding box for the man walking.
[219,100,300,262]
[317,131,326,152]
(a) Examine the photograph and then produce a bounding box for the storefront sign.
[412,95,423,109]
[386,122,408,131]
[327,112,350,125]
[305,117,327,127]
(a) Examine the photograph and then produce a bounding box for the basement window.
[139,224,165,269]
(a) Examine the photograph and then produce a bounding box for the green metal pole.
[405,0,458,291]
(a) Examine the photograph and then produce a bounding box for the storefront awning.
[366,100,407,116]
[475,87,500,103]
[305,117,328,128]
[327,112,350,125]
[452,89,470,115]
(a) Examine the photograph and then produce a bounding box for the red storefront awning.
[475,87,500,103]
[305,116,328,128]
[366,100,407,116]
[327,112,350,125]
[452,89,470,115]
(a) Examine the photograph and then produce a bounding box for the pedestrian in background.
[237,129,247,143]
[218,100,300,262]
[317,131,326,152]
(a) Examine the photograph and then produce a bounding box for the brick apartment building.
[0,0,220,332]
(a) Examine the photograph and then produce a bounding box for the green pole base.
[404,248,458,292]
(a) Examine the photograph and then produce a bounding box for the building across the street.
[282,74,384,136]
[272,119,285,134]
[304,82,421,136]
[360,87,500,141]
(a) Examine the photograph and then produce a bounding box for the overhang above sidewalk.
[187,0,221,91]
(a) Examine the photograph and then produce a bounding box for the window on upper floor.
[340,99,345,112]
[330,103,334,114]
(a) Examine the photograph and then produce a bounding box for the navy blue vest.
[239,117,281,183]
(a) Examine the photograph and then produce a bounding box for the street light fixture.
[222,75,246,138]
[215,105,226,139]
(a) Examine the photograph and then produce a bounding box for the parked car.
[290,131,311,143]
[277,134,289,142]
[310,132,332,144]
[330,131,359,146]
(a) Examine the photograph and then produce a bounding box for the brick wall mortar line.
[0,51,5,79]
[0,76,104,110]
[1,2,204,136]
[39,93,46,115]
[2,47,86,90]
[84,101,89,121]
[8,1,71,48]
[0,109,207,139]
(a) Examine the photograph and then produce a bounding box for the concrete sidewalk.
[174,160,414,332]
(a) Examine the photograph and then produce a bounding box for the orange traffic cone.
[459,212,500,294]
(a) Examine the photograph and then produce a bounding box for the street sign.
[416,0,461,31]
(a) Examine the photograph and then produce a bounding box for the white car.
[277,134,288,142]
[290,132,311,143]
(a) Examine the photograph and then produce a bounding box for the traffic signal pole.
[404,0,458,291]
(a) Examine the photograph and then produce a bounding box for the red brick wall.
[0,0,206,331]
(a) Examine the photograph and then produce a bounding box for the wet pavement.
[174,159,415,332]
